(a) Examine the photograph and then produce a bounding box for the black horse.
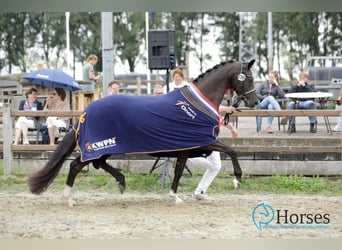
[28,60,258,206]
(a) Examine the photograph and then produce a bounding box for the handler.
[189,105,238,200]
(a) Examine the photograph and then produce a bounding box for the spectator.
[332,86,342,132]
[255,71,285,134]
[152,84,164,96]
[107,81,121,95]
[287,72,317,133]
[13,87,43,145]
[82,54,101,92]
[189,106,238,200]
[165,67,188,93]
[44,88,71,145]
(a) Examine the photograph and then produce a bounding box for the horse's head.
[191,59,258,109]
[231,60,258,108]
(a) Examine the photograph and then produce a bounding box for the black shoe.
[310,122,317,133]
[288,124,296,134]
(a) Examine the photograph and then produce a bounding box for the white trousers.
[187,151,221,194]
[15,117,35,129]
[46,116,66,129]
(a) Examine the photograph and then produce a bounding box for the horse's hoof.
[68,198,76,207]
[175,196,184,205]
[233,178,241,189]
[63,185,72,198]
[169,190,184,205]
[118,183,125,194]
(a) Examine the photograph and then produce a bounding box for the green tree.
[69,12,102,72]
[191,12,214,73]
[167,12,196,67]
[113,12,145,72]
[214,12,239,61]
[1,11,341,82]
[251,12,268,78]
[28,12,68,68]
[320,12,342,61]
[0,13,28,73]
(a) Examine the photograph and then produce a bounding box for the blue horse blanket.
[75,85,220,162]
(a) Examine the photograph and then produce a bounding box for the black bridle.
[233,88,256,107]
[224,61,255,125]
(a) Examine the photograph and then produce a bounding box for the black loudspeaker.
[148,29,175,70]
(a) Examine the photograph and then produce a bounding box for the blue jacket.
[18,99,43,121]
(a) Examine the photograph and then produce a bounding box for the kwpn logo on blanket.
[175,100,197,119]
[85,137,117,152]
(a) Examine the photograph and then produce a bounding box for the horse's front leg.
[216,144,241,189]
[170,151,189,204]
[227,147,242,189]
[64,156,90,207]
[201,142,242,189]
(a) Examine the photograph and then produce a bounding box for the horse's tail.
[28,130,77,194]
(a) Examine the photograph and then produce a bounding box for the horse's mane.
[192,60,236,83]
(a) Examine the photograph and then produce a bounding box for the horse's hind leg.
[94,156,126,194]
[64,155,90,207]
[170,151,190,204]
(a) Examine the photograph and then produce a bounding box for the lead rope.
[223,97,242,125]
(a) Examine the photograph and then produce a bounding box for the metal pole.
[238,12,242,61]
[185,51,190,79]
[101,12,114,96]
[3,103,12,175]
[145,12,151,95]
[65,12,71,73]
[165,68,170,93]
[267,12,273,72]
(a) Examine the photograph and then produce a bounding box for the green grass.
[0,171,341,196]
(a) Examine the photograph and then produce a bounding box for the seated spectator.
[107,81,121,95]
[256,71,285,134]
[332,86,342,132]
[13,87,43,145]
[44,88,71,145]
[153,84,164,96]
[287,72,317,133]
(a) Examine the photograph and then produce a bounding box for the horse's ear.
[248,59,255,69]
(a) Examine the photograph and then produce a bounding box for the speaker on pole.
[148,29,176,70]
